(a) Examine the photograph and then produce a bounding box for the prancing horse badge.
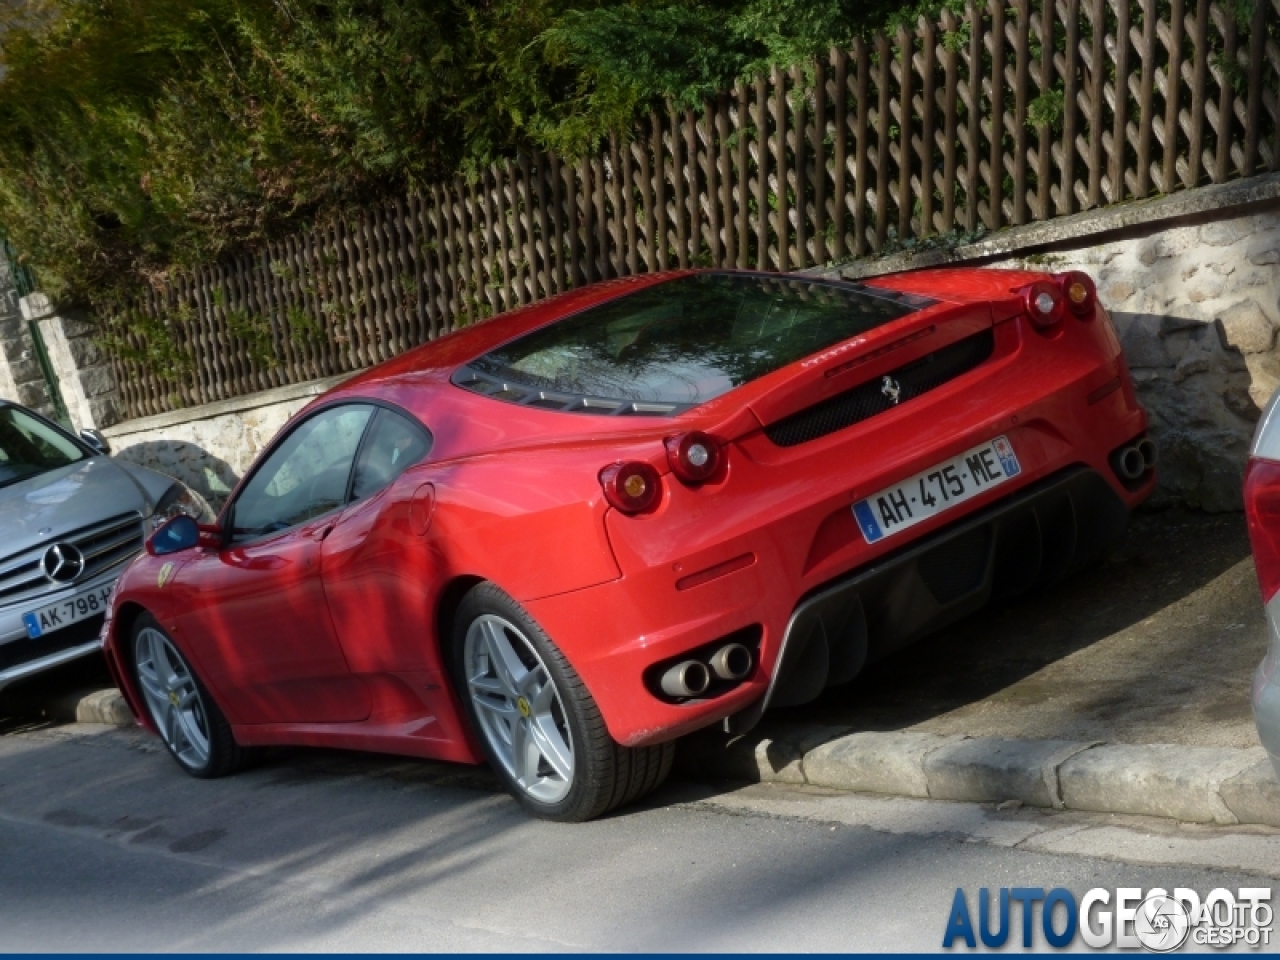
[881,376,902,405]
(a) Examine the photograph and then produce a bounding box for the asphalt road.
[0,723,1276,952]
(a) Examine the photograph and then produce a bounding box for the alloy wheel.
[134,626,212,770]
[463,614,575,803]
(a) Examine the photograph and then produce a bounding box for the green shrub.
[0,0,925,305]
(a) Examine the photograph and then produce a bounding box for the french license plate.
[852,436,1021,544]
[22,584,113,639]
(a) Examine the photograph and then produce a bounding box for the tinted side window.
[350,409,432,501]
[232,405,373,539]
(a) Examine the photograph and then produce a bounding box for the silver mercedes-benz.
[0,399,212,691]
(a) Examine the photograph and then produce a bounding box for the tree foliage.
[0,0,913,303]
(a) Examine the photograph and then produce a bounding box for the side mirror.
[146,515,200,556]
[80,428,111,456]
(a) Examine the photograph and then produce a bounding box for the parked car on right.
[1243,390,1280,778]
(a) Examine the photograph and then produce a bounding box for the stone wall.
[985,212,1279,512]
[0,261,56,419]
[23,293,121,432]
[99,376,346,508]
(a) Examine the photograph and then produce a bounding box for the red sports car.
[101,268,1154,820]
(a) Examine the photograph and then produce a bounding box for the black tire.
[449,582,675,822]
[129,612,244,779]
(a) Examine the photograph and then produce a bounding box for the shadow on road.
[0,655,114,735]
[0,725,968,951]
[773,506,1262,747]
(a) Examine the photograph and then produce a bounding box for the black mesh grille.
[763,330,996,447]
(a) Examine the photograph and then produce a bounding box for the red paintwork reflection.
[103,267,1151,765]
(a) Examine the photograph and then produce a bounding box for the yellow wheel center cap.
[516,697,531,718]
[168,690,180,707]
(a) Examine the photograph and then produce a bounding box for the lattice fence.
[109,0,1280,419]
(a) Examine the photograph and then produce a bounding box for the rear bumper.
[726,465,1129,734]
[530,464,1137,747]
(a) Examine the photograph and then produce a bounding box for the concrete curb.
[71,689,134,727]
[677,724,1280,828]
[5,686,134,727]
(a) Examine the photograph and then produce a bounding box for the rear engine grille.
[764,330,996,447]
[0,512,144,609]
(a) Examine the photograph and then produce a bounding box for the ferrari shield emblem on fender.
[157,562,175,588]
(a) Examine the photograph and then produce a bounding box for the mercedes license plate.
[22,584,113,639]
[852,436,1021,544]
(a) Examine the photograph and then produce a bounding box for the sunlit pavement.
[0,722,1274,952]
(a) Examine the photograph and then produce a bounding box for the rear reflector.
[1245,457,1280,604]
[1087,376,1122,405]
[675,552,756,591]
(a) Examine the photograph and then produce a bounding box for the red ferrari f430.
[102,268,1153,820]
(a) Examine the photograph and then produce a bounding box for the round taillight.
[664,431,722,485]
[1022,280,1065,328]
[600,461,662,514]
[1059,270,1097,317]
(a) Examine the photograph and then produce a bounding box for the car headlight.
[149,483,216,530]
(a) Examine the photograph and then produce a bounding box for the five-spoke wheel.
[451,583,676,821]
[130,613,242,778]
[135,625,211,770]
[464,613,575,804]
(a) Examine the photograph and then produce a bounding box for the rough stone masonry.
[989,210,1280,512]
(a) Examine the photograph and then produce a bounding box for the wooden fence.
[109,0,1280,419]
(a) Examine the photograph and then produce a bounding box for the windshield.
[456,273,932,414]
[0,405,87,488]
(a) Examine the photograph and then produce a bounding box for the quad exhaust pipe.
[1116,445,1145,480]
[708,642,753,681]
[1114,437,1157,481]
[660,660,711,698]
[657,642,755,699]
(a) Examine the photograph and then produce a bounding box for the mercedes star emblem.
[41,543,86,584]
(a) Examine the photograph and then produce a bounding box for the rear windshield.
[455,273,933,415]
